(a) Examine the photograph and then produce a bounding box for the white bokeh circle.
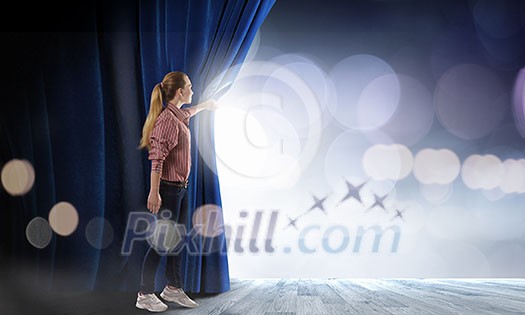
[268,54,335,134]
[328,54,400,131]
[362,144,413,181]
[499,159,525,193]
[413,149,461,185]
[420,183,454,204]
[481,188,506,201]
[146,219,183,253]
[461,154,503,190]
[324,130,373,188]
[374,74,434,146]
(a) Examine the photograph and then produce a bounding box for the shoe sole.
[160,292,198,308]
[136,302,168,312]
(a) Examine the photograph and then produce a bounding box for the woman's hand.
[147,190,162,214]
[205,98,220,111]
[189,99,221,117]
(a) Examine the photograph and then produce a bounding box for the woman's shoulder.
[151,110,167,128]
[156,108,177,123]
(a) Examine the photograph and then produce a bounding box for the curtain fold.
[0,0,275,294]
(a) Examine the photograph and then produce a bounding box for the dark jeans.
[140,181,188,293]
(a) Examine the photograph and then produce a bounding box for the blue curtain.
[0,0,275,294]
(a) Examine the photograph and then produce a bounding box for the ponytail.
[138,83,164,150]
[138,71,188,150]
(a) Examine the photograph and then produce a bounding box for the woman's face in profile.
[181,77,193,104]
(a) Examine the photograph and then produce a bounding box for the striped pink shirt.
[148,102,194,182]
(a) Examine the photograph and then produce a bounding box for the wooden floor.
[8,279,525,314]
[177,279,525,315]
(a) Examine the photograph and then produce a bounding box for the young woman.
[136,71,217,312]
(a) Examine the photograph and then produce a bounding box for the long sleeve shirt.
[148,102,192,182]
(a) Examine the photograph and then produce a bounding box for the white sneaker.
[136,292,168,312]
[160,286,199,308]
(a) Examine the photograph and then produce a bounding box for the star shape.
[366,194,388,212]
[390,208,406,221]
[284,216,299,230]
[337,180,366,205]
[307,195,328,214]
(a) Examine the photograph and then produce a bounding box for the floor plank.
[265,278,298,313]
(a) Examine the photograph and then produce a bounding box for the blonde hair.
[138,71,188,150]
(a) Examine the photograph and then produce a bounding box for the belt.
[161,179,188,188]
